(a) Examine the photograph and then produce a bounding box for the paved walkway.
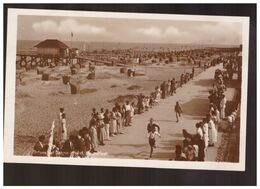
[98,64,233,161]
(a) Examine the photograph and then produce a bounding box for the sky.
[17,15,242,45]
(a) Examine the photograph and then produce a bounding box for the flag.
[71,32,73,37]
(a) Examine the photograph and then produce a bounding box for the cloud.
[32,20,58,33]
[164,26,180,35]
[191,22,242,44]
[136,27,162,37]
[32,18,107,35]
[136,26,182,38]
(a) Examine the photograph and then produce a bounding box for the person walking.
[147,128,161,158]
[147,118,160,134]
[175,101,183,122]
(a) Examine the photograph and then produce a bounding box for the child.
[147,129,161,158]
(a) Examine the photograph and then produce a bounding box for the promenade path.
[99,64,234,161]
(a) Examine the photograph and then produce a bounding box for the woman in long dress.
[202,118,209,149]
[116,109,123,134]
[89,122,98,153]
[97,113,106,146]
[110,108,117,136]
[61,113,67,144]
[104,109,111,140]
[220,94,227,119]
[208,116,218,147]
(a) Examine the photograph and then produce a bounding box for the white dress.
[220,97,227,119]
[202,123,209,148]
[208,120,217,145]
[61,118,67,143]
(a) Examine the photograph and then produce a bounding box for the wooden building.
[34,39,69,57]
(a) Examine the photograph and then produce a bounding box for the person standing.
[61,113,67,144]
[167,79,171,97]
[202,118,209,149]
[137,93,144,114]
[208,115,218,147]
[191,67,195,79]
[220,94,227,119]
[110,108,117,136]
[161,81,166,99]
[89,123,98,153]
[130,102,135,125]
[175,101,183,122]
[104,109,111,141]
[57,107,64,144]
[124,101,131,126]
[180,74,184,87]
[196,122,205,161]
[170,78,176,95]
[115,108,123,134]
[97,113,106,146]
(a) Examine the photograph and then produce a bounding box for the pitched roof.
[34,39,69,49]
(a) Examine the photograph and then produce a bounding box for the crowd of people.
[32,52,240,160]
[175,55,240,161]
[32,65,196,158]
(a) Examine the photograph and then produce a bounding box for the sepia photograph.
[4,8,250,171]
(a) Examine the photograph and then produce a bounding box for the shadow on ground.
[181,98,209,117]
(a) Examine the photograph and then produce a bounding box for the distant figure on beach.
[175,101,183,122]
[180,74,184,87]
[147,127,161,158]
[160,81,166,99]
[57,107,65,143]
[170,78,176,95]
[104,109,111,141]
[124,101,131,126]
[220,94,227,119]
[191,67,195,79]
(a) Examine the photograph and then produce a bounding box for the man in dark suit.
[32,135,48,156]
